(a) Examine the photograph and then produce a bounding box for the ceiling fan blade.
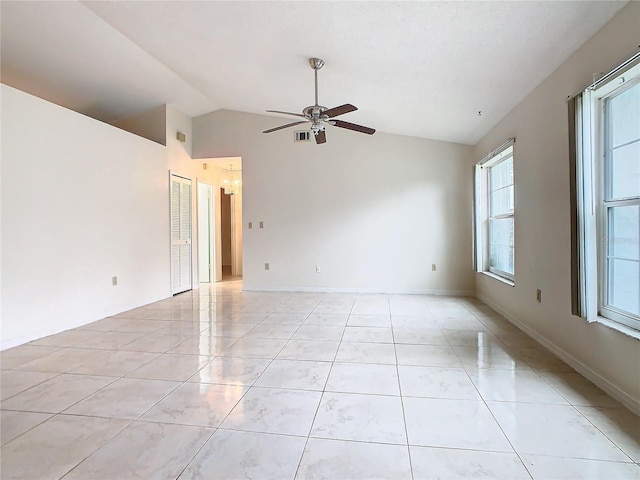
[332,120,375,135]
[323,104,358,118]
[315,130,327,144]
[263,120,308,134]
[266,110,306,118]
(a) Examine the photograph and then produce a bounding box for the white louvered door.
[170,175,192,295]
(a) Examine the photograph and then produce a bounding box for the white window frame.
[474,141,515,284]
[577,60,640,333]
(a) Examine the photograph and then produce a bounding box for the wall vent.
[294,130,311,142]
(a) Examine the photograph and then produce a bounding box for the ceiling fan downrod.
[309,57,324,107]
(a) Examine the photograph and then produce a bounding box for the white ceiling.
[0,1,627,145]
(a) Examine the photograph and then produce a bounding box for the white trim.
[477,293,640,416]
[243,286,474,296]
[479,270,515,287]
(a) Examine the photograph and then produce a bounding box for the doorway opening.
[220,187,242,281]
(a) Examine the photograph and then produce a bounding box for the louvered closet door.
[170,175,192,295]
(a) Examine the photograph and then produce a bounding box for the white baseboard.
[477,294,640,416]
[243,286,474,296]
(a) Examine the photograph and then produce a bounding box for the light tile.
[127,354,210,381]
[515,347,575,372]
[398,365,480,399]
[468,369,569,404]
[1,373,115,413]
[312,303,354,315]
[78,331,147,350]
[443,329,501,347]
[435,317,488,331]
[403,397,512,452]
[293,325,345,342]
[297,438,412,480]
[393,327,448,345]
[453,345,531,370]
[522,454,639,479]
[410,446,531,480]
[118,333,192,353]
[335,341,397,364]
[201,322,257,337]
[325,362,400,395]
[311,392,406,444]
[277,340,340,362]
[189,356,271,386]
[29,329,99,348]
[0,414,128,480]
[64,378,179,419]
[347,314,392,327]
[1,410,53,446]
[65,349,160,376]
[488,401,629,461]
[539,371,621,407]
[261,313,307,325]
[167,336,238,355]
[254,359,332,391]
[0,370,59,401]
[391,314,439,329]
[342,326,393,343]
[222,387,322,436]
[577,406,640,462]
[141,382,247,427]
[181,429,306,480]
[395,344,461,367]
[243,323,300,339]
[115,319,173,334]
[64,421,212,480]
[1,345,62,370]
[221,337,288,358]
[304,313,349,326]
[221,312,270,324]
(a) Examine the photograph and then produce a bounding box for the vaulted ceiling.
[0,1,627,145]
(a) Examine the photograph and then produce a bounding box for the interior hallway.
[1,281,638,479]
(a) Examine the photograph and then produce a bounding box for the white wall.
[0,87,225,349]
[193,110,474,294]
[1,84,170,348]
[472,2,640,410]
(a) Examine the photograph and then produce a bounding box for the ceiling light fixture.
[222,164,241,195]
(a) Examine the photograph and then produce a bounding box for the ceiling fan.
[262,57,375,144]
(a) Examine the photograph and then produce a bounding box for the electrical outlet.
[259,221,264,229]
[112,276,118,286]
[536,289,542,303]
[265,263,270,271]
[248,222,253,229]
[315,265,321,273]
[432,264,437,271]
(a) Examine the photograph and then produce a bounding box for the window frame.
[474,142,516,284]
[574,58,640,334]
[596,75,640,331]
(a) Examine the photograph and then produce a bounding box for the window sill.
[593,317,640,341]
[479,271,515,287]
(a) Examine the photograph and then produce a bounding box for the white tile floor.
[1,280,639,479]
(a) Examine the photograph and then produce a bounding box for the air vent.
[294,131,311,142]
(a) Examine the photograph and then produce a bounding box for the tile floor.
[1,280,639,479]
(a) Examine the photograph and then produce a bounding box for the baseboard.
[476,294,640,416]
[243,285,474,296]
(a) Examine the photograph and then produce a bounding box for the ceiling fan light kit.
[263,57,375,144]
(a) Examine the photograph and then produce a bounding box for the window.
[572,54,640,333]
[474,141,515,283]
